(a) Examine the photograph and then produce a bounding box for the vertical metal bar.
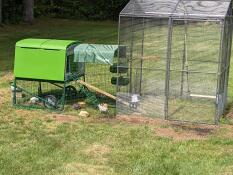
[180,21,187,97]
[165,18,173,119]
[129,17,134,93]
[224,5,233,107]
[224,16,233,106]
[61,81,66,111]
[215,20,225,124]
[139,17,145,95]
[116,16,121,94]
[62,51,69,111]
[83,62,86,82]
[38,82,42,96]
[223,19,229,108]
[184,21,190,97]
[13,78,17,105]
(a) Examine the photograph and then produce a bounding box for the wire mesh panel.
[174,0,231,18]
[84,63,116,95]
[117,17,168,118]
[121,0,179,17]
[167,20,221,123]
[13,79,66,110]
[117,0,233,124]
[121,0,231,19]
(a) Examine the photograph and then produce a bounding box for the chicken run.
[116,0,233,124]
[12,0,233,124]
[12,39,123,112]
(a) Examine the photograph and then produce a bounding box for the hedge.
[35,0,129,20]
[1,0,129,24]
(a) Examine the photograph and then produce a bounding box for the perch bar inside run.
[190,94,216,99]
[77,80,132,107]
[77,80,117,100]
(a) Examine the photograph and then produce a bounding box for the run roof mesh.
[120,0,232,18]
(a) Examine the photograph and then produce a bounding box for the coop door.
[168,20,220,123]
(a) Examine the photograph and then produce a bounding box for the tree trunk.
[0,0,2,24]
[23,0,34,23]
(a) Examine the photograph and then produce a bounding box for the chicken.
[10,85,22,92]
[30,97,39,104]
[98,103,108,113]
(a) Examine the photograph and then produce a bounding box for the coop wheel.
[65,85,77,99]
[44,95,57,109]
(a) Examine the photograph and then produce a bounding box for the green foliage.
[1,0,128,24]
[2,0,23,24]
[35,0,129,20]
[0,18,118,71]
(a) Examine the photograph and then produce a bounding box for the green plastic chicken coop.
[12,38,123,110]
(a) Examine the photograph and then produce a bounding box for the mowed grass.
[1,18,233,174]
[0,18,118,72]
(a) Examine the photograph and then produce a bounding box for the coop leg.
[38,82,42,96]
[83,62,86,82]
[60,82,66,111]
[13,79,17,105]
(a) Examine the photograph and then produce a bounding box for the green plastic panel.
[14,39,79,81]
[16,39,48,48]
[41,40,78,50]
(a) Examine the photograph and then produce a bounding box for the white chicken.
[10,85,22,92]
[98,103,108,113]
[30,97,39,104]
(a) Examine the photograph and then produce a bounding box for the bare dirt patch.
[46,114,79,123]
[171,123,216,132]
[117,115,217,141]
[117,115,166,125]
[155,126,214,141]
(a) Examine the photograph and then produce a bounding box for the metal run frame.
[117,1,233,124]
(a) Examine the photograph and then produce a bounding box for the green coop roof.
[16,39,78,50]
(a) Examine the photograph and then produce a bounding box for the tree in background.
[0,0,128,24]
[23,0,34,23]
[0,0,2,25]
[35,0,129,20]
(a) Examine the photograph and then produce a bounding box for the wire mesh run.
[117,0,233,124]
[12,45,117,111]
[13,79,66,110]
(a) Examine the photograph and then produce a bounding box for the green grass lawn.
[1,18,233,175]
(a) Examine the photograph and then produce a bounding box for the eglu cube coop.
[13,39,119,110]
[116,0,233,124]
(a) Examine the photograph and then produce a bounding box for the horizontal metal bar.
[117,66,218,74]
[190,94,216,99]
[120,15,223,21]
